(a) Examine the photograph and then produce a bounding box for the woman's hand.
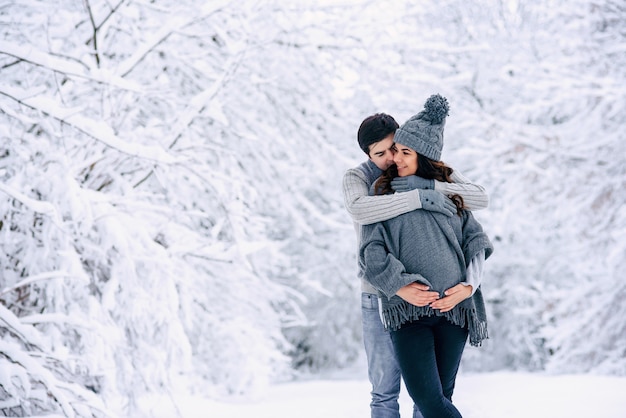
[429,284,472,313]
[396,282,440,307]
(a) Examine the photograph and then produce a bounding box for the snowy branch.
[83,0,101,67]
[168,53,242,149]
[0,182,63,226]
[0,40,142,92]
[115,1,230,77]
[0,85,178,163]
[0,271,80,296]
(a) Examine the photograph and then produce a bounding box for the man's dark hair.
[357,113,399,155]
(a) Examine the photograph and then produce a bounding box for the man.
[342,113,488,418]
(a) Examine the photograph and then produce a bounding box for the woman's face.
[393,144,418,177]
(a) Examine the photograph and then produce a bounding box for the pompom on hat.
[393,94,449,161]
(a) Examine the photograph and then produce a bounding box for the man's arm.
[435,170,489,210]
[342,167,422,226]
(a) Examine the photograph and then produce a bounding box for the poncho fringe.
[381,299,488,347]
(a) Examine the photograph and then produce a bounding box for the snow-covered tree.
[0,0,360,414]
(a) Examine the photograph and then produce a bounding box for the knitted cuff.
[408,189,422,210]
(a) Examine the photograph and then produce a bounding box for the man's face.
[368,133,396,170]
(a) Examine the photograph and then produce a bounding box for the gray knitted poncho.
[359,204,493,346]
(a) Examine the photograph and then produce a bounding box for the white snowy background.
[0,0,624,417]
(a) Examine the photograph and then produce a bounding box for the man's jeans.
[361,293,423,418]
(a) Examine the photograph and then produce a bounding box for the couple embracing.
[343,94,494,418]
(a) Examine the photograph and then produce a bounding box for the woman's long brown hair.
[373,153,465,215]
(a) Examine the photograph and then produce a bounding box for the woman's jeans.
[362,293,423,418]
[390,315,468,418]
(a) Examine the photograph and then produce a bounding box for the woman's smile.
[396,165,410,176]
[393,145,418,177]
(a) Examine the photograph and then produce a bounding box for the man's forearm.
[343,168,421,225]
[435,170,489,210]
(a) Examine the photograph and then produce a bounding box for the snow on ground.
[142,371,626,418]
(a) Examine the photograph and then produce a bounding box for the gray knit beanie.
[393,94,449,161]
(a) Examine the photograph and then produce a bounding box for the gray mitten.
[391,175,435,192]
[419,190,456,217]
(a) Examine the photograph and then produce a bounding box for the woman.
[359,95,493,418]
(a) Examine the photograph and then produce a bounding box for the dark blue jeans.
[390,315,468,418]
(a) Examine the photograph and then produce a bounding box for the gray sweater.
[342,160,490,294]
[359,205,493,346]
